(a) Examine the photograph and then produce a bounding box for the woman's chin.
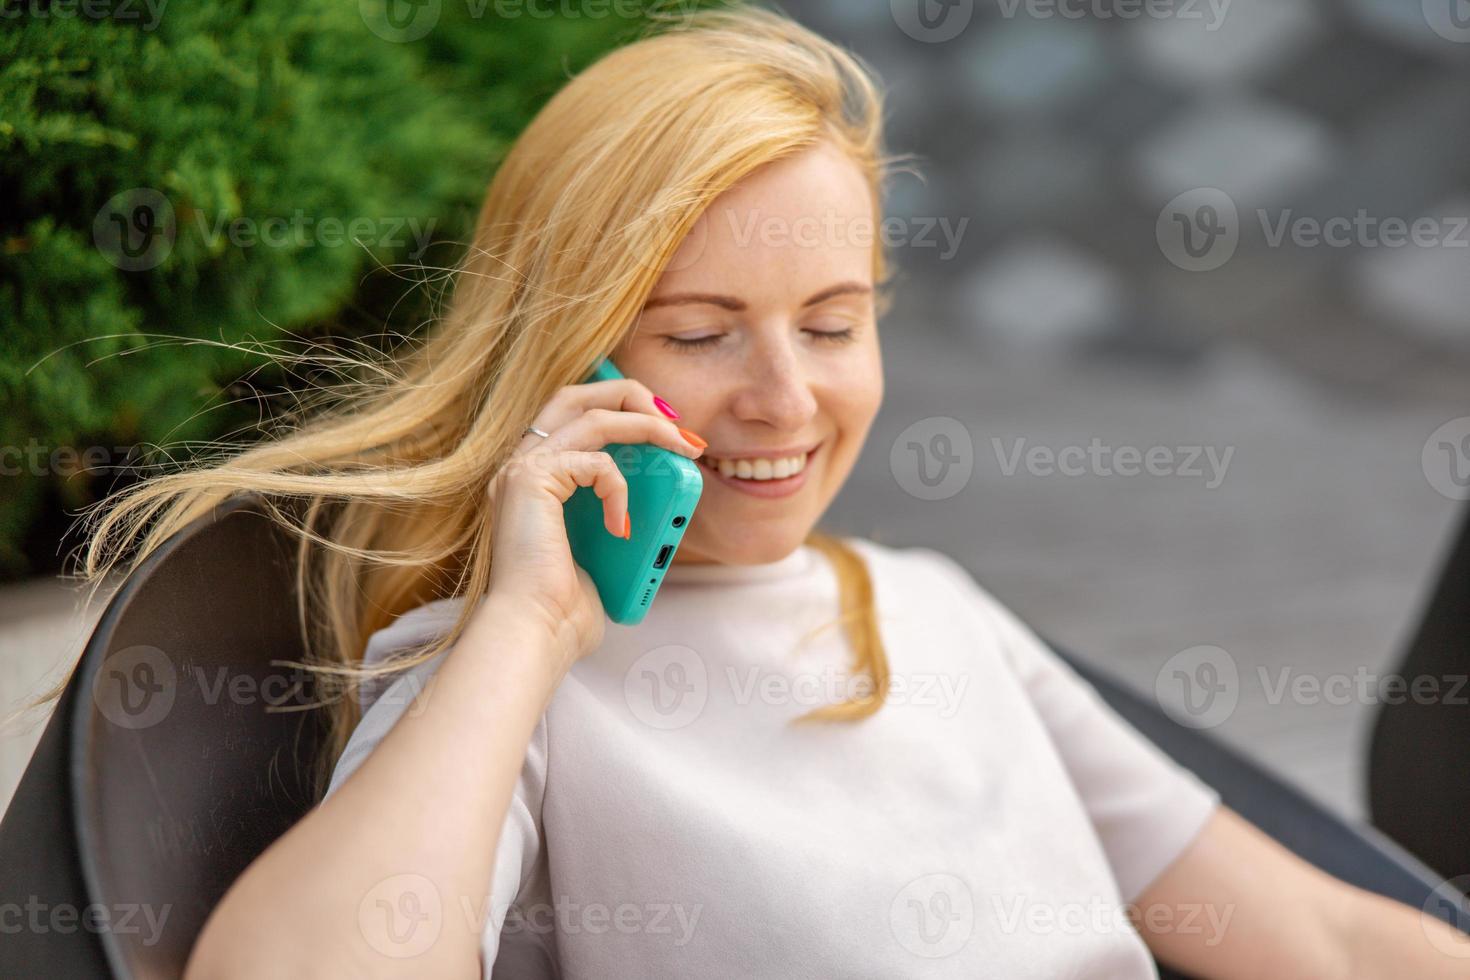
[675,523,815,567]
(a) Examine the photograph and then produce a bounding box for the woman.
[75,6,1465,978]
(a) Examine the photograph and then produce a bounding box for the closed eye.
[661,333,725,351]
[806,326,857,344]
[661,328,857,352]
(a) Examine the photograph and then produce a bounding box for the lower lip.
[697,445,820,499]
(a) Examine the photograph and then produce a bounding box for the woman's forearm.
[183,594,567,980]
[1341,885,1470,980]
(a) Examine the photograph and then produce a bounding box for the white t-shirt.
[322,537,1220,979]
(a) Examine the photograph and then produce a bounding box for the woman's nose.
[728,349,819,429]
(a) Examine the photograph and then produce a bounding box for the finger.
[538,377,679,430]
[553,450,629,538]
[544,408,705,460]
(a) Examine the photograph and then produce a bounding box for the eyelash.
[662,328,858,352]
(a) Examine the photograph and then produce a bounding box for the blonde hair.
[36,3,900,796]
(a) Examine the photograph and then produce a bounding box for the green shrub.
[0,0,678,579]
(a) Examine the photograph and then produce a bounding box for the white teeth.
[708,452,808,481]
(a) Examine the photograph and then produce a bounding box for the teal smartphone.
[563,357,703,625]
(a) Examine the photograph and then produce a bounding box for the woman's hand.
[1134,805,1470,979]
[484,375,705,672]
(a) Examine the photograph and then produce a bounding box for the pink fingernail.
[653,396,680,420]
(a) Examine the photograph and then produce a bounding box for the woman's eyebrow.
[641,281,872,312]
[641,292,746,311]
[801,281,872,307]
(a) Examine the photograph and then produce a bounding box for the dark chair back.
[1058,646,1464,918]
[1369,503,1470,883]
[0,493,325,978]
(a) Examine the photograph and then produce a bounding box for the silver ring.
[524,425,551,440]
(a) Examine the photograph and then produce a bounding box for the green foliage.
[0,0,677,578]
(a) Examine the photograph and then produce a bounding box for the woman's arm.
[1134,804,1470,979]
[183,594,568,980]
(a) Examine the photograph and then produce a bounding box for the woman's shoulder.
[363,594,474,665]
[355,594,477,714]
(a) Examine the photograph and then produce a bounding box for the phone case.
[563,358,704,625]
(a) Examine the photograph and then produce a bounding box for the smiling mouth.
[697,446,816,481]
[695,443,821,498]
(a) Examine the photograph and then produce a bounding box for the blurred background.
[3,0,1468,842]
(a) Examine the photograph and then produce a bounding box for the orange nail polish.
[678,427,707,450]
[623,513,632,539]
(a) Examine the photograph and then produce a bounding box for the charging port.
[653,545,673,569]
